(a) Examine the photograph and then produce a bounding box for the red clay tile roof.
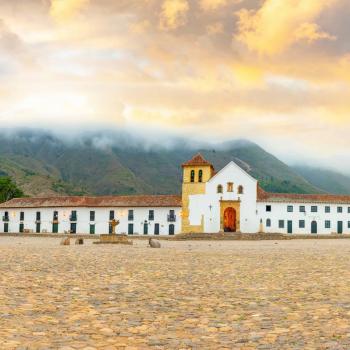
[0,195,182,209]
[182,153,214,168]
[257,186,350,204]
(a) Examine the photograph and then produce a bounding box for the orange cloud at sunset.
[50,0,89,22]
[160,0,189,30]
[0,0,349,170]
[235,0,337,55]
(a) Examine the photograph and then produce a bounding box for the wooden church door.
[224,207,236,232]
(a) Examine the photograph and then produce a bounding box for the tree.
[0,177,24,203]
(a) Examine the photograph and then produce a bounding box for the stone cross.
[110,219,120,235]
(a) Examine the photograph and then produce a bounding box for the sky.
[0,0,350,171]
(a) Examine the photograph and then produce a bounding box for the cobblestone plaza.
[1,237,350,349]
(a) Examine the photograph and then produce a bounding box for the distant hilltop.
[0,128,349,197]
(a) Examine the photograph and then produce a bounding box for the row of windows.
[217,184,244,194]
[2,209,176,222]
[265,219,350,229]
[3,222,176,235]
[128,223,175,235]
[266,205,350,213]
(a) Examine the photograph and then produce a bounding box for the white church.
[1,153,350,235]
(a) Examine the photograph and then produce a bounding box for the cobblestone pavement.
[1,238,350,349]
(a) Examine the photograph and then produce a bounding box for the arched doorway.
[311,221,317,234]
[224,207,236,232]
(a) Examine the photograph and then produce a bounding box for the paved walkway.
[0,238,350,349]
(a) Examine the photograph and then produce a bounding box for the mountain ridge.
[0,129,346,197]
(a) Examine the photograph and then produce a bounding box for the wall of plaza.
[0,207,181,235]
[258,202,350,234]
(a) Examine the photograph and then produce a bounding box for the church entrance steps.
[171,232,350,241]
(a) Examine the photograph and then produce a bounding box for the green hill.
[0,129,333,197]
[292,165,350,195]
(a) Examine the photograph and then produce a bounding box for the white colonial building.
[1,153,350,235]
[0,195,181,236]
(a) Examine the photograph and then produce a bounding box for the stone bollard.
[60,237,70,246]
[75,238,84,245]
[149,238,161,248]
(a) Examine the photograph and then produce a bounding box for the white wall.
[0,207,181,235]
[258,202,350,234]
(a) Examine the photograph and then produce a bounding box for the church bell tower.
[181,153,214,233]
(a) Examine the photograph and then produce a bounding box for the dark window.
[19,223,24,233]
[90,224,95,234]
[20,212,24,221]
[169,224,175,235]
[325,206,330,213]
[198,170,203,183]
[53,211,58,221]
[3,211,9,221]
[36,212,41,221]
[325,220,331,229]
[311,206,318,213]
[299,220,305,228]
[227,182,233,192]
[299,206,305,213]
[109,210,115,220]
[337,207,343,213]
[279,220,284,229]
[4,223,9,233]
[348,207,350,213]
[217,185,223,194]
[154,223,160,235]
[143,223,148,235]
[348,221,350,229]
[149,210,154,221]
[128,223,134,235]
[266,219,271,227]
[168,210,176,222]
[238,185,244,194]
[36,223,40,233]
[128,210,134,221]
[108,223,112,234]
[190,170,195,183]
[70,210,77,221]
[90,211,95,221]
[287,205,293,212]
[266,205,272,212]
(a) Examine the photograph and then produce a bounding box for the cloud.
[159,0,189,30]
[50,0,89,22]
[206,22,224,35]
[235,0,337,55]
[295,22,336,42]
[199,0,228,11]
[0,0,350,171]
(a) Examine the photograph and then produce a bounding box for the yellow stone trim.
[181,164,213,234]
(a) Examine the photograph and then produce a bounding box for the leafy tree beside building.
[0,177,24,203]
